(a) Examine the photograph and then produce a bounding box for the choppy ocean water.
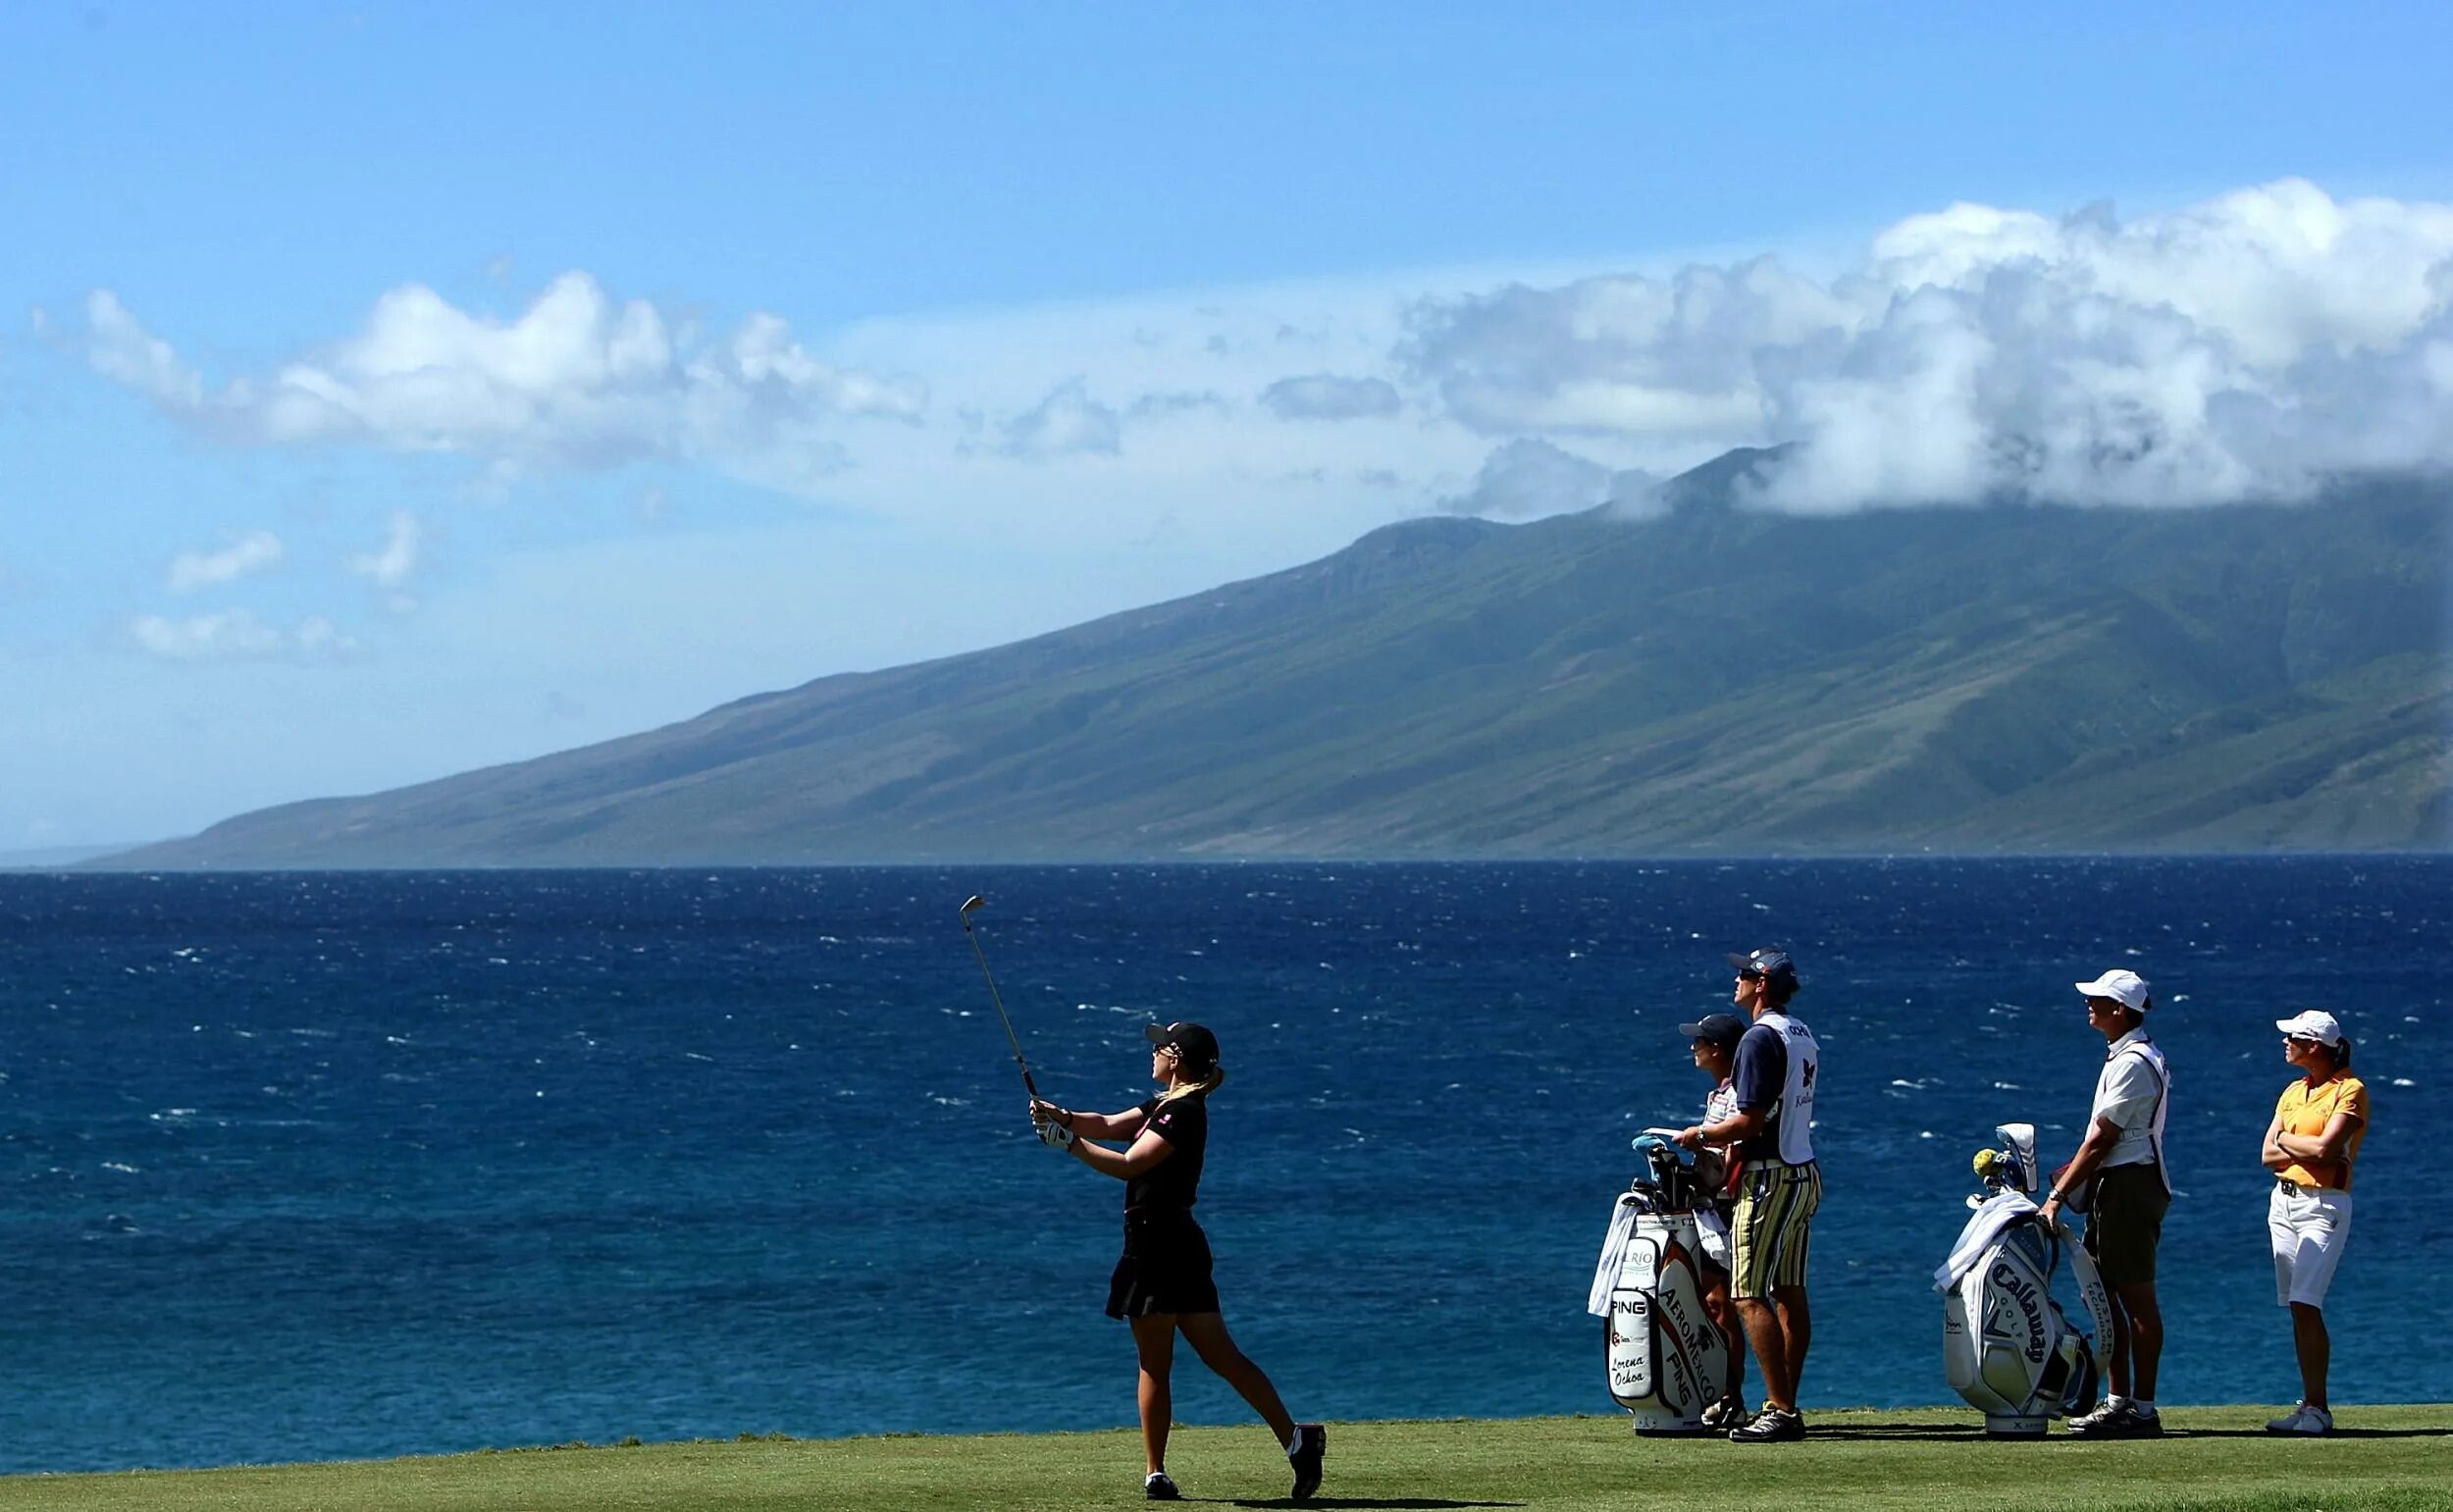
[1,858,2445,1473]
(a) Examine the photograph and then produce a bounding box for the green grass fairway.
[5,1408,2447,1511]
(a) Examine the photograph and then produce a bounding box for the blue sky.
[5,3,2451,847]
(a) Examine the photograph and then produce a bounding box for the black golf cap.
[1727,946,1798,982]
[1145,1020,1220,1072]
[1678,1012,1748,1050]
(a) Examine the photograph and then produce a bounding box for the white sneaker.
[2265,1403,2333,1435]
[1699,1396,1748,1431]
[2066,1397,2126,1432]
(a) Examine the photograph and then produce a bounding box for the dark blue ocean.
[2,859,2446,1473]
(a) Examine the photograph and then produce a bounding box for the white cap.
[2074,968,2151,1012]
[2276,1010,2343,1047]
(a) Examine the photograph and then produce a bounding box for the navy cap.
[1678,1012,1748,1050]
[1727,946,1797,982]
[1145,1020,1220,1072]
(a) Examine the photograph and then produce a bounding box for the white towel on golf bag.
[1588,1194,1644,1317]
[1695,1203,1731,1270]
[1933,1190,2040,1291]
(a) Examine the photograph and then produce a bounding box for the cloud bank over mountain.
[1401,181,2453,510]
[59,181,2453,531]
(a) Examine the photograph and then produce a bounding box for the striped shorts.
[1730,1159,1821,1300]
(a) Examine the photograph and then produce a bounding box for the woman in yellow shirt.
[2258,1010,2369,1436]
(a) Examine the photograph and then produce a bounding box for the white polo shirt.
[2092,1026,2169,1175]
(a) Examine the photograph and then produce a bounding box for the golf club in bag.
[1936,1121,2114,1436]
[1588,1130,1732,1434]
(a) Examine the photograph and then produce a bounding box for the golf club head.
[960,894,986,917]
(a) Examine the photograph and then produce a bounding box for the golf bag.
[1937,1122,2114,1436]
[1590,1131,1732,1434]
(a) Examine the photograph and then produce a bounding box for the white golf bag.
[1590,1132,1732,1434]
[1937,1122,2114,1437]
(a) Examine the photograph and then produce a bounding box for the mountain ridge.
[99,453,2453,867]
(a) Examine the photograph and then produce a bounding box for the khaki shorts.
[2085,1164,2169,1286]
[1729,1160,1820,1300]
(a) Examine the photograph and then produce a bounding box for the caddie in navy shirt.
[1679,946,1821,1442]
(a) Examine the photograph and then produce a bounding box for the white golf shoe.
[2264,1402,2333,1434]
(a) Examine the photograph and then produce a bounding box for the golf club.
[959,894,1043,1105]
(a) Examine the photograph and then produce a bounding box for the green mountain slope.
[103,454,2453,865]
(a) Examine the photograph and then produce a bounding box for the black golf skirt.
[1105,1207,1221,1320]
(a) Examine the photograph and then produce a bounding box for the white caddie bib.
[1757,1010,1819,1166]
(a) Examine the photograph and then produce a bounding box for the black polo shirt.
[1125,1093,1208,1211]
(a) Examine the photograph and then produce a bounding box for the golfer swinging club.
[1030,1021,1326,1503]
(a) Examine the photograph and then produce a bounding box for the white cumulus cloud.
[69,273,928,494]
[1401,179,2453,509]
[347,511,425,613]
[84,290,206,409]
[127,610,360,663]
[167,531,286,593]
[999,377,1122,458]
[1442,439,1609,518]
[347,511,422,587]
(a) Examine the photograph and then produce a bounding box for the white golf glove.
[1036,1114,1074,1149]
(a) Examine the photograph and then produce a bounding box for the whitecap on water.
[2392,1077,2417,1087]
[100,1162,140,1174]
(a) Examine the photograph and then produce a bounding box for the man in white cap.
[2038,967,2170,1438]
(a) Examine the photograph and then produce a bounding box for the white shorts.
[2269,1182,2353,1308]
